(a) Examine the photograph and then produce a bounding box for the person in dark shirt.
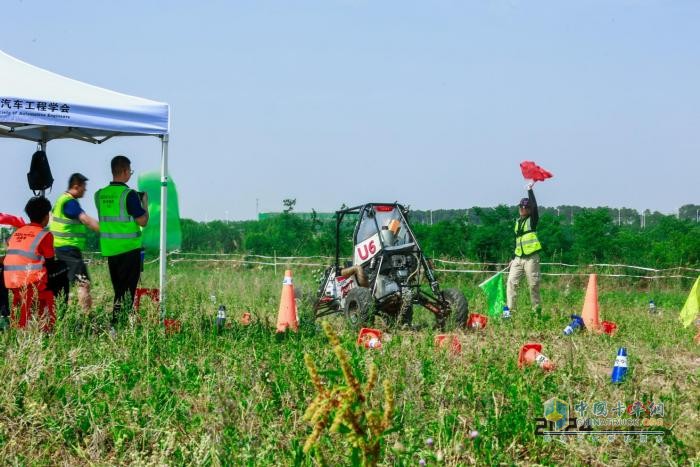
[506,182,543,314]
[49,173,100,311]
[95,155,148,332]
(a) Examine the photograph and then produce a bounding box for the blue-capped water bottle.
[563,315,585,335]
[648,299,657,314]
[502,305,511,319]
[611,347,628,384]
[216,305,226,331]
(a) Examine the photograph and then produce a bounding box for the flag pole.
[478,262,511,288]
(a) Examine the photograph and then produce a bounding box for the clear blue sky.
[2,0,698,220]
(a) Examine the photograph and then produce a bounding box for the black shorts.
[55,247,90,283]
[0,262,9,318]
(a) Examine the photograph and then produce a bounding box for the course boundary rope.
[78,251,698,280]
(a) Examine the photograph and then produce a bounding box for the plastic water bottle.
[648,300,657,314]
[611,347,628,384]
[502,306,511,319]
[216,305,226,331]
[563,315,585,335]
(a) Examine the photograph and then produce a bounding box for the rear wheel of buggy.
[439,288,469,330]
[343,287,374,329]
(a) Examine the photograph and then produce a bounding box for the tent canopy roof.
[0,50,169,144]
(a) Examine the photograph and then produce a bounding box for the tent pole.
[40,139,47,197]
[159,134,169,317]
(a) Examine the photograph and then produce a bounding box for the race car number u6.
[354,233,382,265]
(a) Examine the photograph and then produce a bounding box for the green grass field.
[0,260,697,465]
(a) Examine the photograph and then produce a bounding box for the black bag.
[27,150,54,194]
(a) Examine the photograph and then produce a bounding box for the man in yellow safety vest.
[95,155,149,329]
[49,173,99,311]
[507,182,543,314]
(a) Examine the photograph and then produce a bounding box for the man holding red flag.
[507,181,543,315]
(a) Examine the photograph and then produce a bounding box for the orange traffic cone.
[518,343,555,371]
[276,270,299,333]
[357,328,383,349]
[581,274,601,332]
[435,334,462,355]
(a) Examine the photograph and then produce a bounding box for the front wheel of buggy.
[440,288,469,330]
[343,287,374,329]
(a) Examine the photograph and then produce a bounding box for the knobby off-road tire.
[439,288,469,330]
[343,287,375,329]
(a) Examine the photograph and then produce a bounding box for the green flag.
[479,272,506,318]
[679,276,700,328]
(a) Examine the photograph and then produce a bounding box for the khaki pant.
[507,254,541,311]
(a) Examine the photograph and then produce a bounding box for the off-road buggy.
[313,203,468,329]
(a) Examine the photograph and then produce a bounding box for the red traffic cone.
[518,343,555,371]
[467,313,488,329]
[276,270,298,333]
[241,312,251,325]
[357,328,382,349]
[601,320,618,336]
[163,318,181,335]
[435,334,462,355]
[134,287,159,311]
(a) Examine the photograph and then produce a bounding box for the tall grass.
[0,260,696,465]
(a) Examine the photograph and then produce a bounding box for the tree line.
[177,204,699,268]
[2,204,697,268]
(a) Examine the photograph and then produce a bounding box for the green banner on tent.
[137,171,182,251]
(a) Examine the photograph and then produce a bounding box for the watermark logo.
[543,397,569,431]
[535,397,667,444]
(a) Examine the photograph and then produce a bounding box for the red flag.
[520,161,553,182]
[0,213,26,228]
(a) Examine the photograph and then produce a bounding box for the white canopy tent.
[0,49,171,310]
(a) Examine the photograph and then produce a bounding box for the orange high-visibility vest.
[3,224,49,289]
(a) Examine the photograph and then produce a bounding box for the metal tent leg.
[159,134,169,317]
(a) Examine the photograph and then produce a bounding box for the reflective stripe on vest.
[3,225,48,288]
[5,249,41,260]
[52,231,87,238]
[49,192,88,250]
[4,264,44,271]
[51,216,81,225]
[101,232,142,239]
[99,215,134,222]
[95,185,142,256]
[514,217,542,257]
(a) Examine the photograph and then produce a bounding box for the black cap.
[519,198,530,208]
